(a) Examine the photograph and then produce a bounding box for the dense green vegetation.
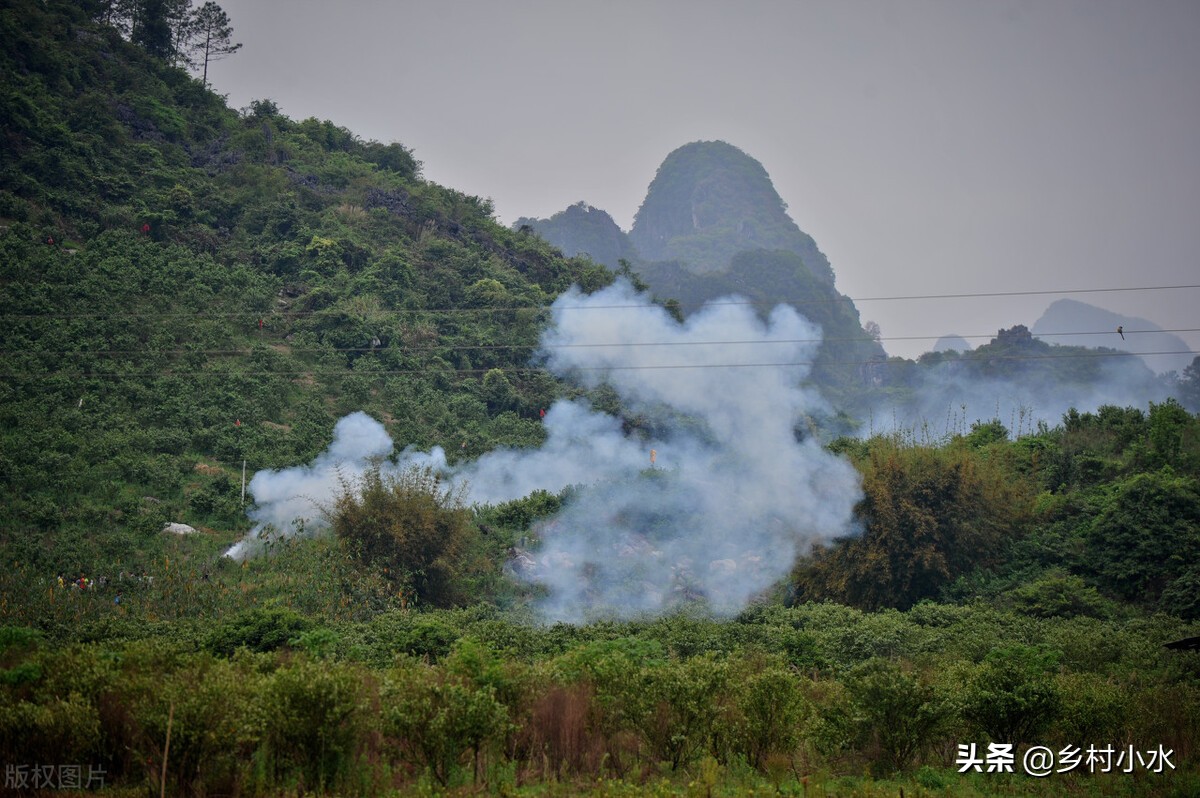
[514,202,637,278]
[2,2,1199,795]
[0,0,612,579]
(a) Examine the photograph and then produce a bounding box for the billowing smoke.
[512,281,861,621]
[224,411,392,561]
[226,280,862,622]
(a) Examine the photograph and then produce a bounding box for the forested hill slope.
[630,140,835,282]
[514,202,635,273]
[0,0,612,570]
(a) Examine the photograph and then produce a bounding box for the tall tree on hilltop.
[188,1,241,87]
[128,0,192,62]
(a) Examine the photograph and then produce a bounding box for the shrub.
[795,440,1032,610]
[635,655,730,770]
[204,606,313,656]
[1086,470,1200,604]
[843,657,950,774]
[251,658,365,791]
[730,660,808,770]
[329,465,477,608]
[381,658,510,786]
[961,645,1061,744]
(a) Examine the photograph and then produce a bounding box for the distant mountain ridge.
[514,202,635,272]
[1032,299,1191,375]
[516,141,885,408]
[932,335,973,353]
[514,141,1195,424]
[629,141,835,282]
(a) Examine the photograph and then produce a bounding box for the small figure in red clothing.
[141,223,150,234]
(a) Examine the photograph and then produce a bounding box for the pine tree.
[188,1,241,87]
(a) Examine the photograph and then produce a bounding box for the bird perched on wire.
[1117,325,1124,340]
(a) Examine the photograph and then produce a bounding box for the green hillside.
[0,0,614,576]
[2,3,1199,796]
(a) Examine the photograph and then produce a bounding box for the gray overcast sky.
[209,0,1200,362]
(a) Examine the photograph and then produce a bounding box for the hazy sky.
[209,0,1199,363]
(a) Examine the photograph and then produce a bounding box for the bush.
[204,606,313,656]
[329,465,479,608]
[381,658,510,786]
[1086,469,1200,603]
[1009,570,1114,619]
[635,655,732,770]
[1051,671,1128,747]
[961,645,1061,744]
[251,658,365,791]
[730,660,808,770]
[843,657,950,774]
[132,655,261,795]
[795,440,1032,610]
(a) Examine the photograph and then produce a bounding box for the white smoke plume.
[515,281,861,621]
[224,411,392,561]
[227,280,863,621]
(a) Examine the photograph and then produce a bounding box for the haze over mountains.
[519,141,886,410]
[518,141,1194,429]
[1033,298,1192,376]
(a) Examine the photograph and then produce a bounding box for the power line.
[847,284,1200,302]
[2,283,1198,320]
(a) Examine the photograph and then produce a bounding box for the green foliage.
[635,655,729,770]
[1182,356,1200,412]
[795,438,1032,610]
[961,645,1062,744]
[382,656,511,786]
[1085,469,1200,604]
[963,418,1008,448]
[133,653,261,795]
[1051,670,1128,746]
[252,657,364,790]
[482,489,564,531]
[729,660,808,770]
[1148,397,1195,469]
[328,465,479,608]
[844,658,950,774]
[1008,569,1114,619]
[204,606,313,655]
